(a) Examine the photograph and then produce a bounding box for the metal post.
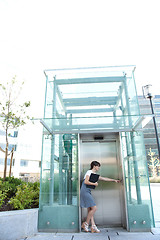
[124,77,142,204]
[68,115,73,205]
[149,96,160,160]
[49,78,57,205]
[130,132,142,204]
[59,134,63,205]
[39,74,48,208]
[119,85,132,203]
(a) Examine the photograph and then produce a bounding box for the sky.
[0,0,160,118]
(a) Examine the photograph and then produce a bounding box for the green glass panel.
[121,132,155,231]
[41,115,143,134]
[38,133,79,232]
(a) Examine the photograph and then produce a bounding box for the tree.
[0,76,31,179]
[148,148,160,177]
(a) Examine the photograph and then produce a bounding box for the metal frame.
[41,65,145,136]
[78,134,81,232]
[119,133,129,231]
[78,133,127,229]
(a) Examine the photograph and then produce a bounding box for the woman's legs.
[81,206,96,232]
[87,207,96,226]
[82,206,100,233]
[86,206,100,233]
[86,206,97,225]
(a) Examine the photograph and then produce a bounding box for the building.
[138,95,160,177]
[0,122,42,181]
[0,129,18,178]
[38,66,155,232]
[13,122,42,181]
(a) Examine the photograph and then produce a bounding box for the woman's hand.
[114,179,120,183]
[94,182,98,187]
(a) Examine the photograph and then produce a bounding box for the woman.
[80,160,120,233]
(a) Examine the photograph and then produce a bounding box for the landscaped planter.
[0,208,38,240]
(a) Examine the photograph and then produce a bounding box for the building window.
[20,160,28,167]
[12,159,15,166]
[0,158,12,165]
[14,131,18,137]
[0,158,4,165]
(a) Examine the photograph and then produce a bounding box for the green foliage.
[0,177,23,208]
[1,177,23,198]
[0,190,7,208]
[9,182,40,210]
[0,177,39,211]
[148,148,160,177]
[0,77,31,130]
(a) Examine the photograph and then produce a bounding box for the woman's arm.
[84,175,98,186]
[99,176,120,183]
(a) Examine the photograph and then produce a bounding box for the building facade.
[0,123,42,181]
[138,95,160,177]
[0,129,18,177]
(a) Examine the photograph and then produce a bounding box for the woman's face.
[94,165,100,172]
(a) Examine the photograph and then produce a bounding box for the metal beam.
[43,127,133,135]
[132,115,153,131]
[44,65,136,75]
[46,123,132,133]
[40,119,53,135]
[114,84,124,110]
[66,108,114,114]
[64,101,116,107]
[57,85,66,113]
[63,97,117,107]
[40,118,137,134]
[54,76,125,85]
[63,96,117,103]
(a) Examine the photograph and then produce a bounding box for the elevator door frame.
[78,133,127,231]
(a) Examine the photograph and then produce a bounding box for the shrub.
[0,177,39,211]
[0,178,13,209]
[9,182,40,210]
[0,190,7,208]
[0,177,23,199]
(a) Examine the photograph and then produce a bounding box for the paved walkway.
[20,228,160,240]
[19,184,160,240]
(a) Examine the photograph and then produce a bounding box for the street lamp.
[142,84,160,160]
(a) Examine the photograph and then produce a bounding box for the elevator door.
[80,141,122,227]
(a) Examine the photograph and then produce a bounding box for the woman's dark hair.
[90,161,101,170]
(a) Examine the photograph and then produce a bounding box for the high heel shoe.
[81,222,89,232]
[91,224,100,233]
